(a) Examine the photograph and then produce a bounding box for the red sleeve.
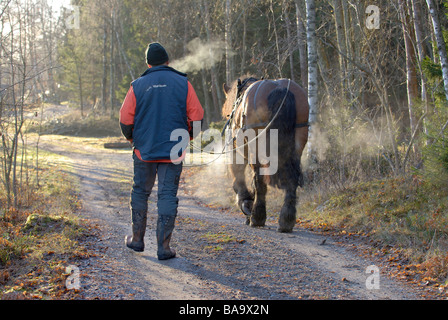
[120,85,136,125]
[187,81,204,123]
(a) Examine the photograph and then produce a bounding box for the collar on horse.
[221,77,259,136]
[237,77,259,97]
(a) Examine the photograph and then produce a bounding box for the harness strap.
[244,122,310,130]
[295,122,310,129]
[222,78,258,136]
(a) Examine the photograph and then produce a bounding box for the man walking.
[120,42,204,260]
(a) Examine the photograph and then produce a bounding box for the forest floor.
[28,132,443,302]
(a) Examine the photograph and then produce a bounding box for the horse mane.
[221,74,258,119]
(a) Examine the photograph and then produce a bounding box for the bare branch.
[0,0,12,20]
[0,65,62,95]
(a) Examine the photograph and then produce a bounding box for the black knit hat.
[146,42,169,66]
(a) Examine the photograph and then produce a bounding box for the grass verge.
[298,175,448,294]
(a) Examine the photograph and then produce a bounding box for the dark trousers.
[130,153,183,217]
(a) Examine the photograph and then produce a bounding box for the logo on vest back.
[146,84,168,91]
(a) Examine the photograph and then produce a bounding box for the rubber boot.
[156,215,177,260]
[125,210,147,252]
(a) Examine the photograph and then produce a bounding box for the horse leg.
[278,156,301,233]
[230,163,253,223]
[277,127,307,232]
[278,184,298,233]
[250,166,267,227]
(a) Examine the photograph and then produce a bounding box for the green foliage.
[422,56,443,81]
[422,56,448,105]
[422,135,448,188]
[442,145,448,172]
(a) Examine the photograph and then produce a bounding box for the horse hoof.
[278,226,294,233]
[241,200,253,216]
[250,221,266,228]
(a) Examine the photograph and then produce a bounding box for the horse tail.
[267,88,296,140]
[267,88,302,189]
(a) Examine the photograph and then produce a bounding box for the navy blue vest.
[131,66,189,161]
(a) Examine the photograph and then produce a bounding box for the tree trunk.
[116,18,135,81]
[306,0,318,164]
[295,0,308,90]
[225,0,234,84]
[332,0,347,96]
[203,0,222,113]
[341,0,357,107]
[101,24,108,113]
[77,64,84,118]
[400,0,419,134]
[426,0,448,101]
[412,0,431,140]
[240,0,247,75]
[192,6,213,125]
[109,7,116,118]
[270,0,282,77]
[283,0,295,81]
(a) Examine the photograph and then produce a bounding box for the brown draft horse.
[222,77,309,233]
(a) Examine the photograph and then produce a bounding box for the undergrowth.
[0,148,93,300]
[299,175,448,284]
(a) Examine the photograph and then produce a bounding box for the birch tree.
[426,0,448,101]
[306,0,318,164]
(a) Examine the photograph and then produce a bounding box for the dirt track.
[38,135,425,301]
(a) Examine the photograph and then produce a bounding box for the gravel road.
[38,135,425,302]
